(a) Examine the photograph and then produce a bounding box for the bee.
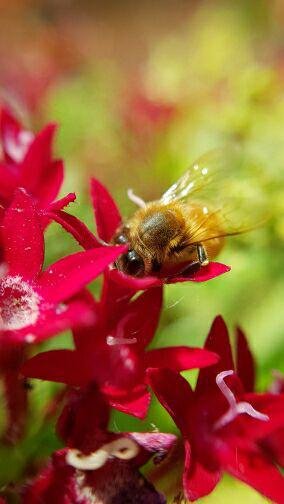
[114,150,267,277]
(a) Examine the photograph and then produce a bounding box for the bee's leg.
[175,260,201,277]
[127,189,146,208]
[197,243,209,266]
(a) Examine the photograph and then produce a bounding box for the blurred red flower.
[148,316,284,503]
[123,90,177,137]
[0,107,64,209]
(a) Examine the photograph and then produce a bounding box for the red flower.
[123,90,177,137]
[22,272,218,419]
[0,107,64,209]
[0,188,126,344]
[148,316,284,503]
[49,177,231,289]
[0,189,124,442]
[22,386,176,504]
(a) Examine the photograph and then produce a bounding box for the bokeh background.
[0,1,284,502]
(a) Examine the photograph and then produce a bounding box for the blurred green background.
[0,0,284,502]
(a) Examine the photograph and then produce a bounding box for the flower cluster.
[0,106,283,503]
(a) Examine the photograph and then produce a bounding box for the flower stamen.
[127,188,146,208]
[66,438,139,470]
[107,335,137,346]
[214,370,269,430]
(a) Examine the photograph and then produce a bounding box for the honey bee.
[114,150,267,277]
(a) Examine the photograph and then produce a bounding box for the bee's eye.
[115,234,128,244]
[121,250,145,277]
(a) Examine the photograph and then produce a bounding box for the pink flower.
[22,272,219,419]
[49,177,230,289]
[0,107,64,209]
[148,316,284,503]
[22,386,176,504]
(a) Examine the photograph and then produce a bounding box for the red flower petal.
[126,287,163,349]
[91,178,122,242]
[38,246,126,303]
[183,440,221,501]
[145,347,219,371]
[167,262,231,284]
[239,393,284,440]
[21,350,86,386]
[108,269,162,290]
[48,210,101,249]
[34,160,64,208]
[28,297,96,344]
[20,123,57,192]
[196,316,234,395]
[0,162,19,202]
[107,388,151,419]
[3,188,44,279]
[220,445,284,504]
[236,327,255,392]
[100,270,135,330]
[262,428,284,467]
[48,193,76,212]
[147,368,194,434]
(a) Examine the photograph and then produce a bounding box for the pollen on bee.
[202,206,209,215]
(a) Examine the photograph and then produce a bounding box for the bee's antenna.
[127,188,146,208]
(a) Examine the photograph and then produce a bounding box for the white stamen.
[214,370,269,430]
[106,335,137,346]
[127,189,146,208]
[66,437,140,470]
[201,167,208,175]
[66,448,109,470]
[109,438,139,460]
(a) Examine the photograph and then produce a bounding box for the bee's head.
[113,227,145,277]
[116,249,145,277]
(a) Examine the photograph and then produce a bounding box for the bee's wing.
[160,149,269,241]
[160,150,223,204]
